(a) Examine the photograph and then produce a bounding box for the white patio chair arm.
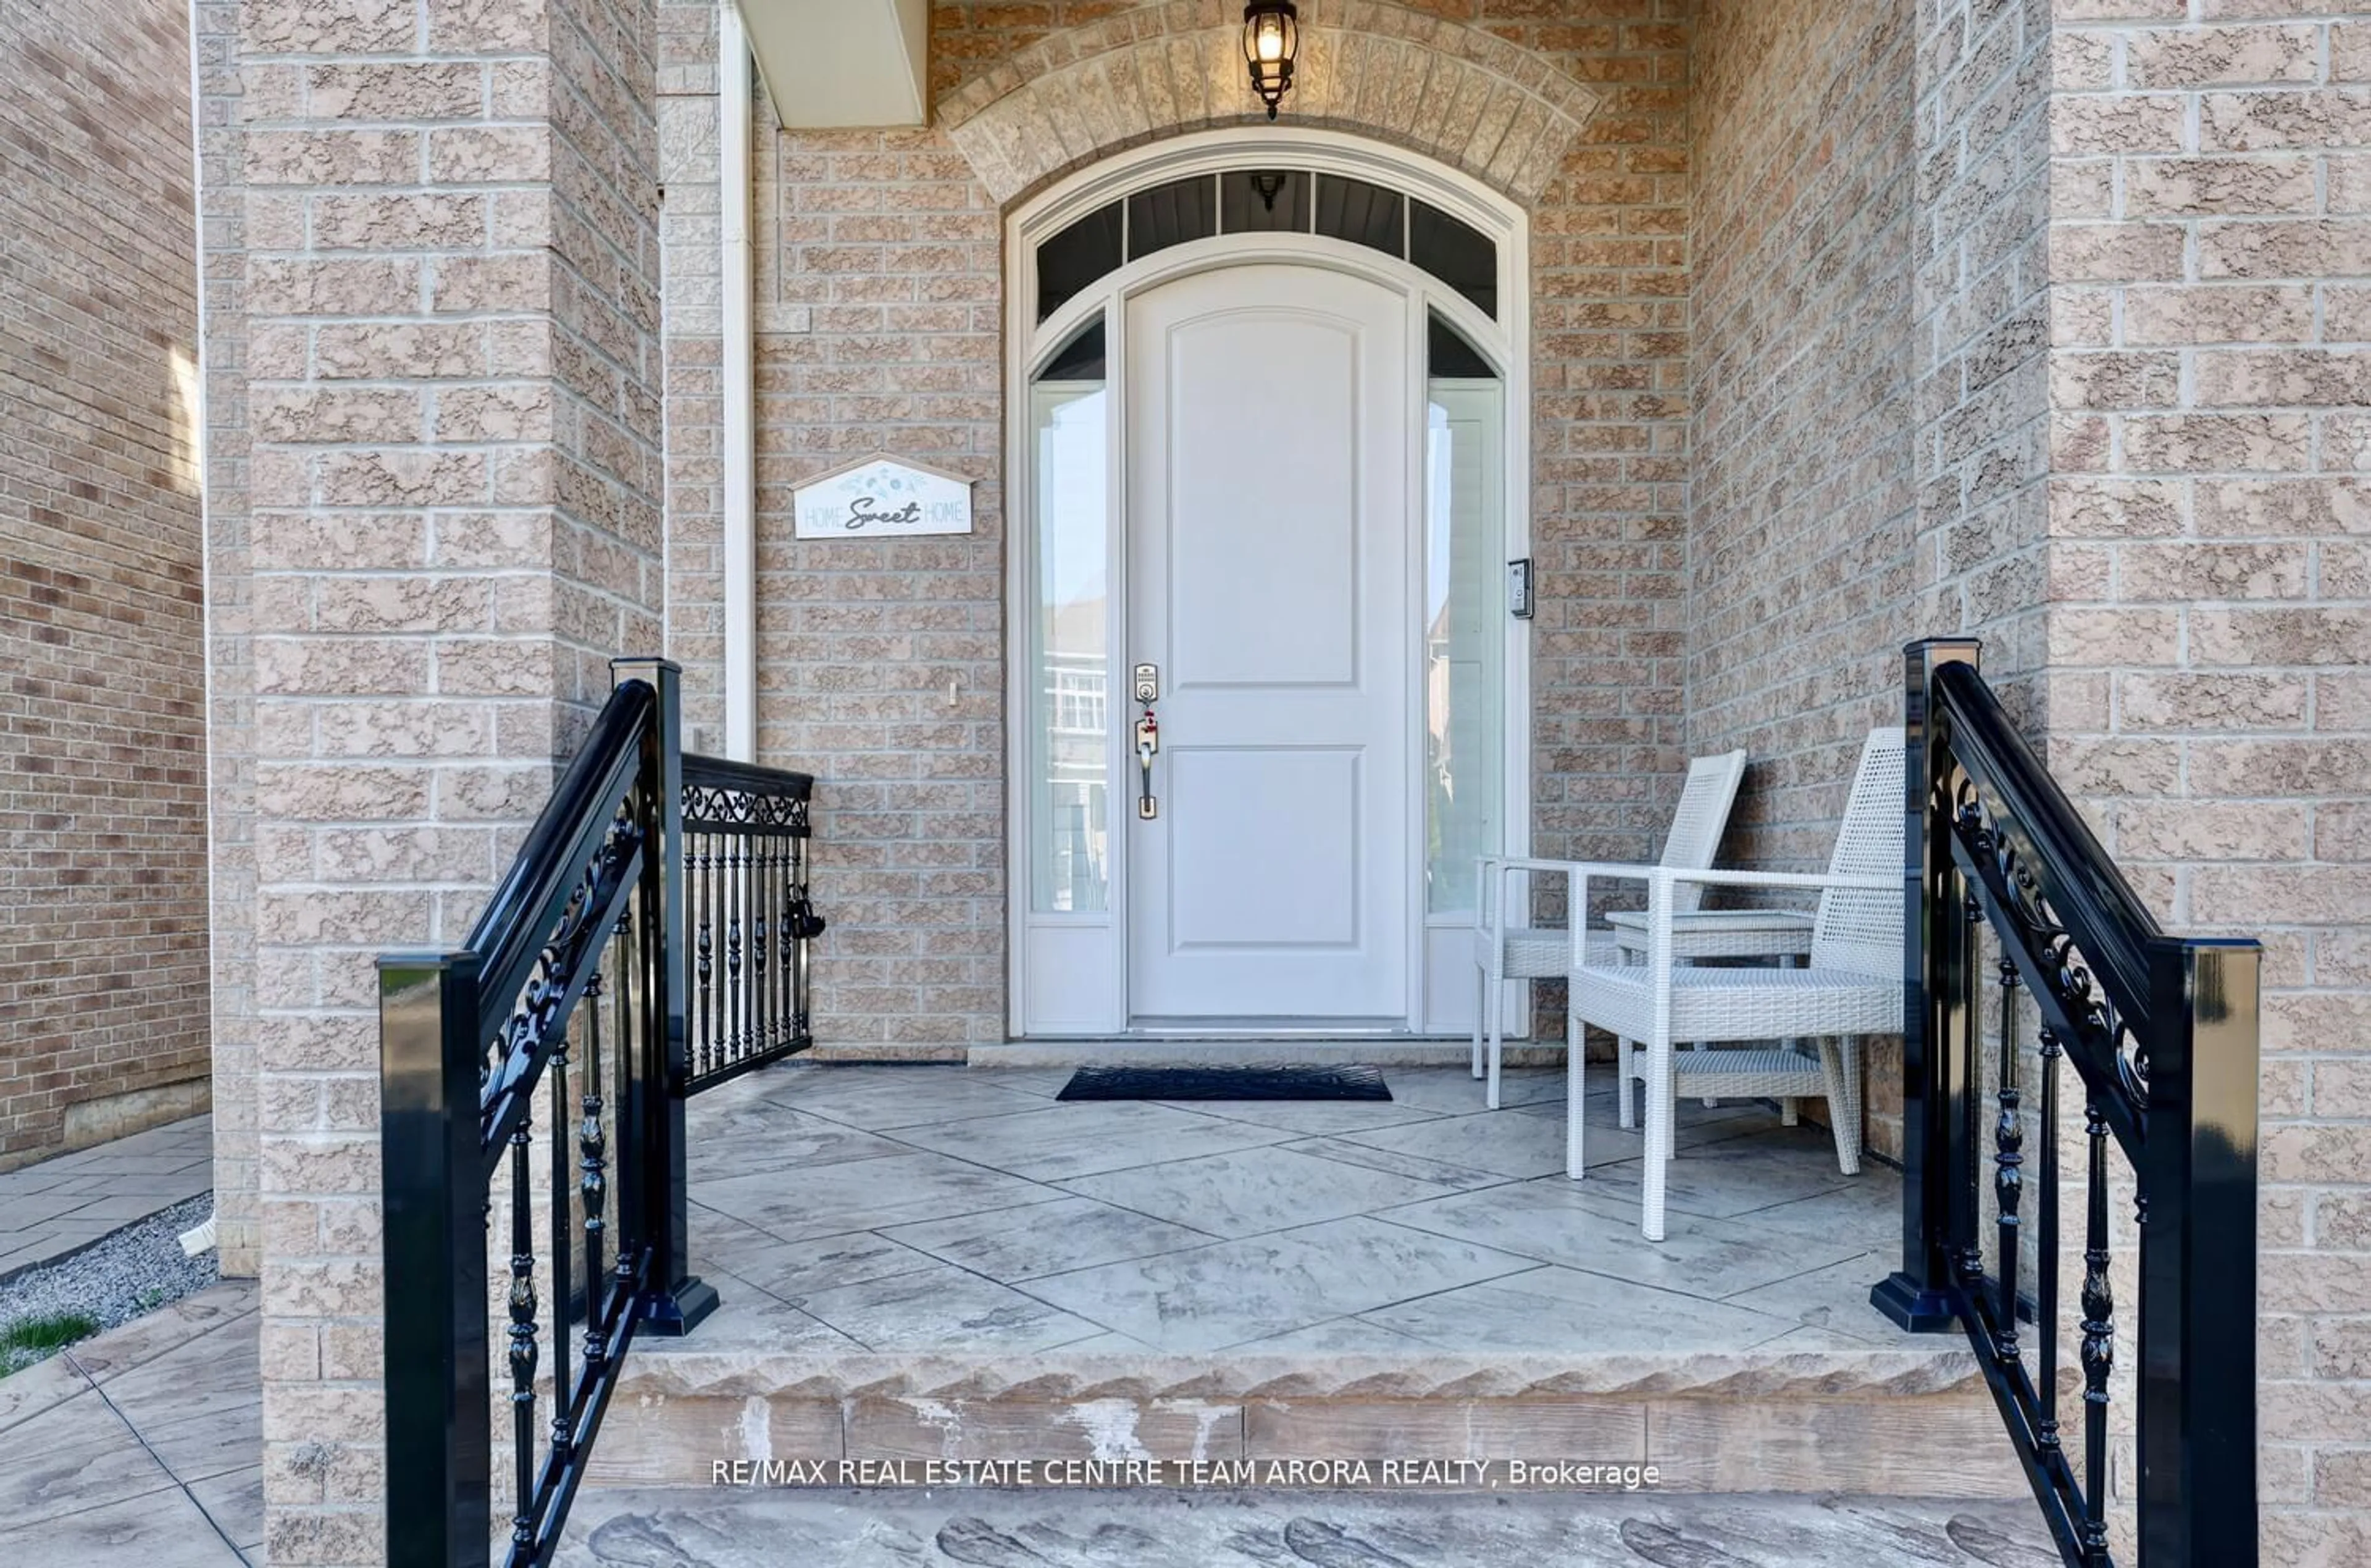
[1570,867,1896,975]
[1655,868,1896,894]
[1479,857,1661,941]
[1489,857,1659,880]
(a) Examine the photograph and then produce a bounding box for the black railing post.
[613,656,717,1337]
[2139,937,2260,1566]
[1873,635,1984,1332]
[379,952,491,1568]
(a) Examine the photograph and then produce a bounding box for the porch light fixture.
[1242,1,1299,120]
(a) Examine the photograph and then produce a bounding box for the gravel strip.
[0,1192,220,1375]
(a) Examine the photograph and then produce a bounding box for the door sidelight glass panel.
[1031,317,1111,914]
[1424,312,1505,915]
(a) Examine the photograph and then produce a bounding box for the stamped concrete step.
[586,1331,2027,1499]
[554,1485,2062,1567]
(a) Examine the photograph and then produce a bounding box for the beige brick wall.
[0,0,212,1169]
[2046,7,2371,1556]
[751,74,1006,1048]
[196,0,262,1274]
[230,0,664,1557]
[1918,0,2054,704]
[664,0,1688,1045]
[1686,0,1919,861]
[1685,0,2055,1164]
[1685,0,1920,1157]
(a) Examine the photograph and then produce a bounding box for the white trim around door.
[1005,128,1533,1040]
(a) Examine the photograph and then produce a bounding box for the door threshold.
[969,1038,1549,1070]
[1119,1018,1436,1038]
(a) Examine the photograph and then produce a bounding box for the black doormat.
[1056,1064,1392,1102]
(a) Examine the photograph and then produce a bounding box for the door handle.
[1134,710,1159,820]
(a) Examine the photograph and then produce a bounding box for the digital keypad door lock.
[1132,663,1159,704]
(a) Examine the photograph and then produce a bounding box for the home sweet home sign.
[792,456,976,540]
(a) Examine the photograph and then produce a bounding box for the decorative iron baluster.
[771,825,786,1051]
[580,964,609,1368]
[506,1123,538,1551]
[2035,1025,2063,1458]
[695,833,714,1077]
[1994,957,2023,1360]
[612,909,638,1302]
[796,835,812,1035]
[753,825,772,1059]
[782,847,800,1038]
[2079,1104,2114,1566]
[770,828,785,1051]
[726,833,744,1067]
[1959,892,1986,1285]
[547,1035,572,1459]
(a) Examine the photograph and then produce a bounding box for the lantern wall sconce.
[1242,1,1300,120]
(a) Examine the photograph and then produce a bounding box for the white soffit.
[741,0,928,130]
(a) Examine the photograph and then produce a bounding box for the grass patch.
[0,1310,101,1377]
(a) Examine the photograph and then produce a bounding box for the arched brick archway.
[938,0,1602,207]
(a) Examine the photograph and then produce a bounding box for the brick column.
[230,0,661,1559]
[2046,10,2371,1558]
[194,0,262,1279]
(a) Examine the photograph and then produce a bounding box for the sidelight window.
[1423,312,1506,915]
[1027,317,1111,914]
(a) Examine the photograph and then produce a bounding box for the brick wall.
[671,0,1687,1045]
[0,0,212,1169]
[749,46,1006,1048]
[1683,0,1917,1153]
[1685,0,1918,864]
[1685,0,2057,1165]
[194,0,261,1274]
[1477,0,1693,917]
[231,0,664,1556]
[1918,0,2052,712]
[2046,8,2371,1556]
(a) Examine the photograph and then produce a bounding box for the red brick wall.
[0,0,211,1166]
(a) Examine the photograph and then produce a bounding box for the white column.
[720,0,757,762]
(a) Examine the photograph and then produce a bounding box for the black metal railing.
[1874,639,2260,1567]
[380,658,820,1568]
[682,753,821,1092]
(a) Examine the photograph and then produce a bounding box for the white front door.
[1125,264,1414,1024]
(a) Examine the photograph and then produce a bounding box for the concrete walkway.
[0,1114,215,1282]
[0,1280,259,1566]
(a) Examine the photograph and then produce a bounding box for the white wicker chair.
[1563,727,1906,1241]
[1470,749,1746,1109]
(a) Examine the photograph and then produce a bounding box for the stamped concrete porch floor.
[673,1062,1930,1366]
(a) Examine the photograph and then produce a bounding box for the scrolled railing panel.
[1947,790,2146,1160]
[1931,661,2162,1071]
[1877,639,2260,1568]
[679,751,822,1095]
